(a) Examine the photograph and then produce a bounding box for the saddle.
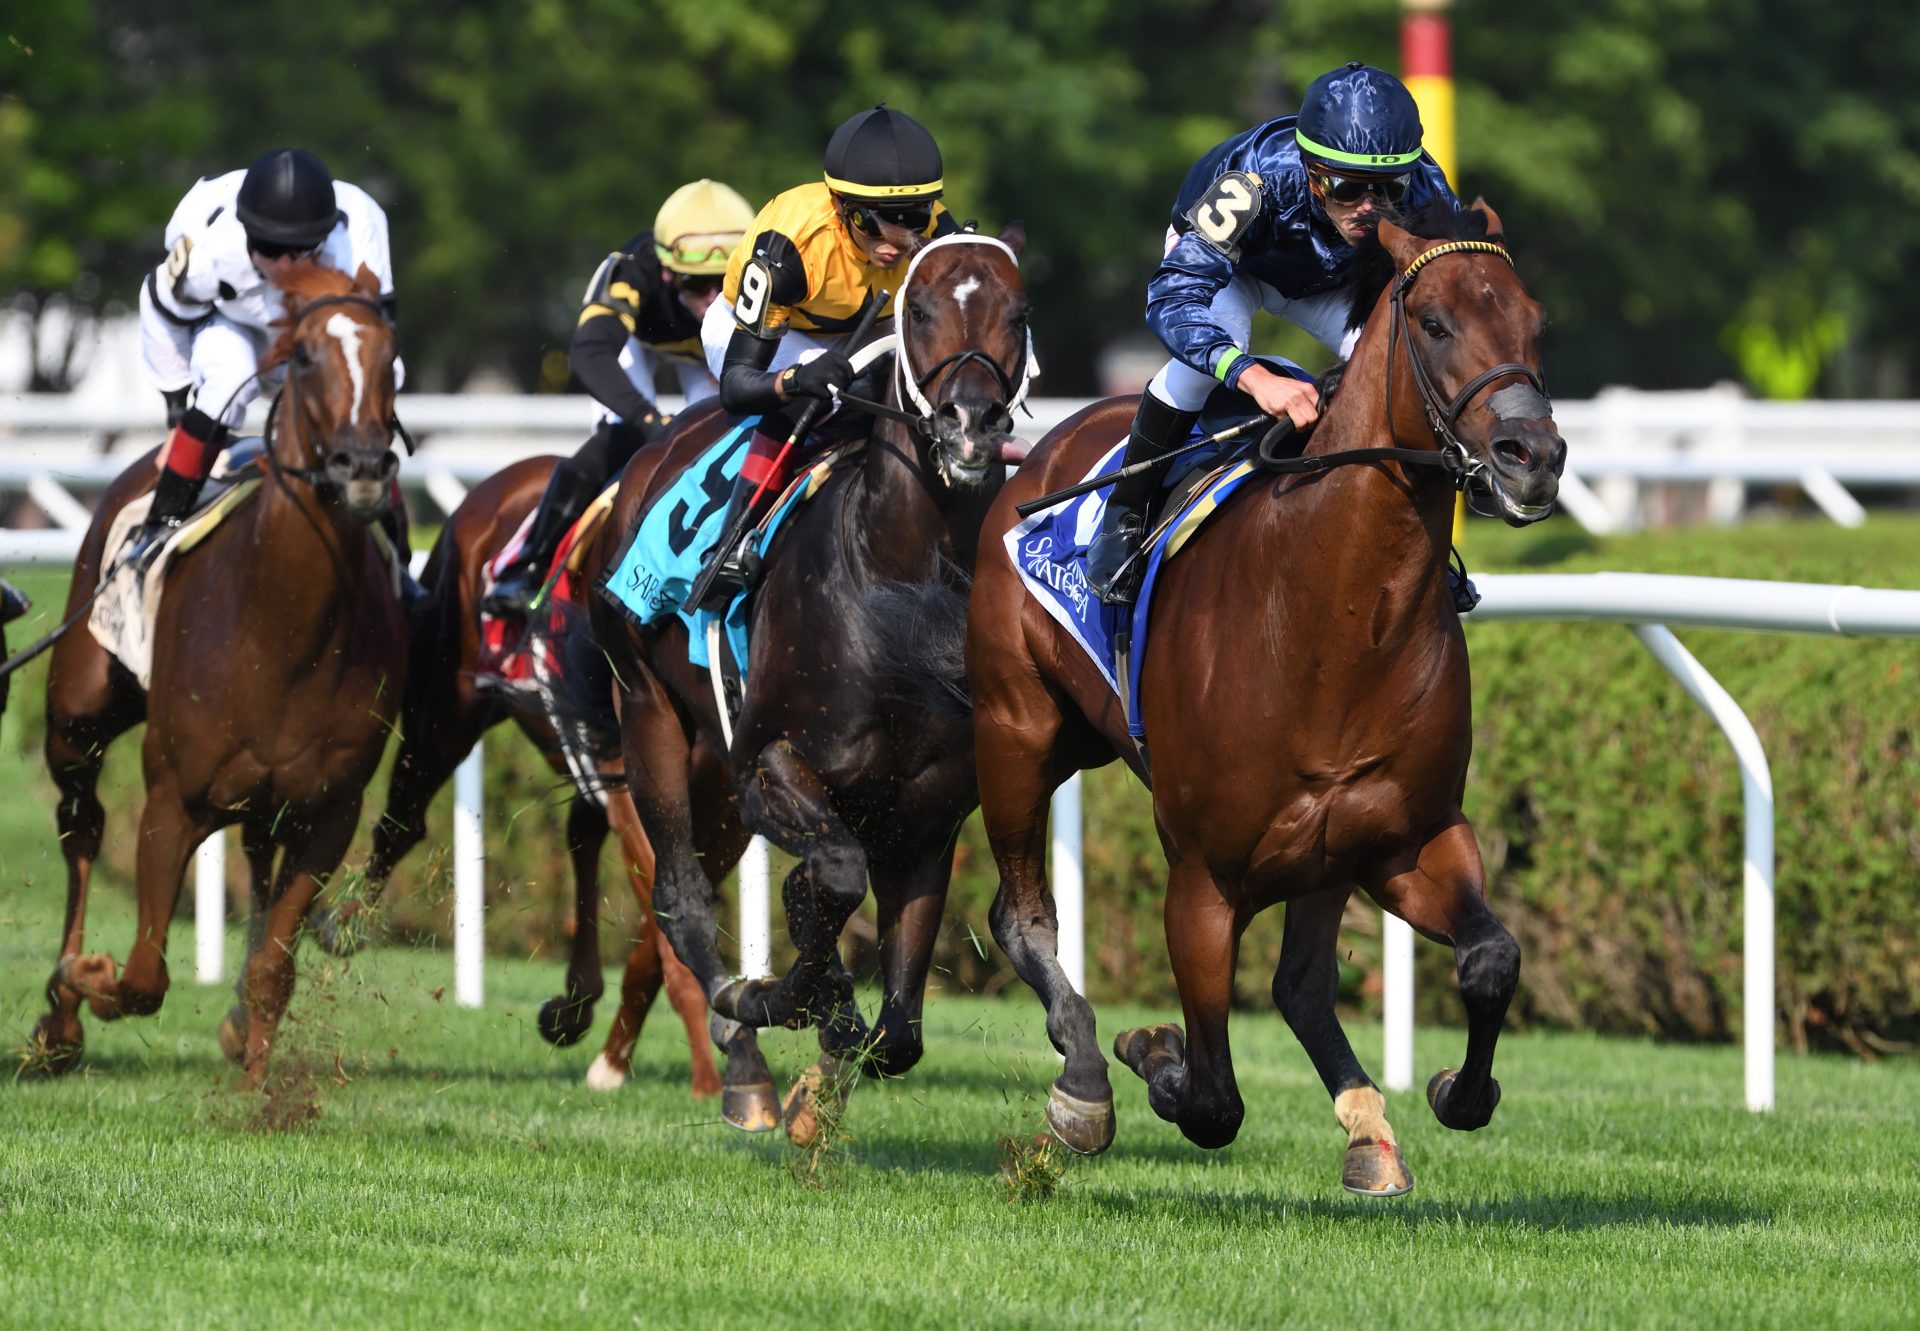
[476,478,621,688]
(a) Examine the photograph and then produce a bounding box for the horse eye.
[1420,316,1449,340]
[1011,306,1031,328]
[908,300,931,326]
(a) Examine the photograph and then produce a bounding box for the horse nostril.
[1494,438,1532,469]
[328,451,354,473]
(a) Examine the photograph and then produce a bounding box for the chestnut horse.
[33,261,409,1084]
[579,229,1033,1136]
[362,456,717,1096]
[967,204,1565,1192]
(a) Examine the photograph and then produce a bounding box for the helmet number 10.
[1187,170,1262,258]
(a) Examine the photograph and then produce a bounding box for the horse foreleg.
[235,806,358,1086]
[1367,818,1518,1132]
[1115,858,1245,1150]
[716,740,868,1032]
[218,819,279,1065]
[539,794,610,1048]
[864,835,958,1079]
[977,706,1112,1154]
[114,783,204,1019]
[1273,888,1413,1196]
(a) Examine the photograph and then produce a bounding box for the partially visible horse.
[362,456,717,1096]
[577,229,1033,1136]
[33,260,410,1083]
[966,204,1564,1192]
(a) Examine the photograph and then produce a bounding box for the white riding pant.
[1146,261,1358,414]
[140,285,273,428]
[701,296,868,383]
[597,342,718,428]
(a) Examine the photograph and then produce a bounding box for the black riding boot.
[685,466,771,612]
[1086,393,1198,605]
[482,460,600,616]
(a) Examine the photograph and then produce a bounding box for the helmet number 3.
[734,259,773,332]
[1187,171,1262,259]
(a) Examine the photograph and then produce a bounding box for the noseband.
[265,293,411,489]
[1386,239,1549,493]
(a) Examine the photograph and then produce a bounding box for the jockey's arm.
[717,327,790,415]
[1146,230,1256,390]
[569,310,661,432]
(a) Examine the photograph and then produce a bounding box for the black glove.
[161,387,190,429]
[781,350,855,403]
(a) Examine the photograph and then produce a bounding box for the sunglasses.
[1313,170,1412,206]
[657,235,739,267]
[249,237,319,260]
[845,200,935,239]
[675,273,723,297]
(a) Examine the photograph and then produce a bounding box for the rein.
[264,293,408,490]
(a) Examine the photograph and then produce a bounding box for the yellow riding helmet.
[652,179,755,276]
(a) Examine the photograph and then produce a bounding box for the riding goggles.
[1313,169,1412,206]
[248,236,321,260]
[844,199,936,238]
[654,234,741,268]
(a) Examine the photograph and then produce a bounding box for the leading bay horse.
[967,203,1565,1192]
[579,229,1032,1136]
[33,261,409,1084]
[361,456,717,1096]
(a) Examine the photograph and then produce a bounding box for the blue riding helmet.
[1295,62,1425,175]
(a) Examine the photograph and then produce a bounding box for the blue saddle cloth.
[598,416,813,678]
[1006,430,1264,739]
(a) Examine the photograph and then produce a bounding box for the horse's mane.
[262,260,367,370]
[1316,203,1502,409]
[1339,202,1501,334]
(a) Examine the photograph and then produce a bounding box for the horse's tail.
[863,564,974,721]
[532,598,624,769]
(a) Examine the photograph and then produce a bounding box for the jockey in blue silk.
[1087,62,1464,605]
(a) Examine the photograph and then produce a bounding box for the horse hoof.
[1113,1022,1184,1076]
[1426,1067,1502,1131]
[584,1053,628,1093]
[1341,1140,1414,1197]
[308,905,363,957]
[61,954,121,1021]
[536,996,595,1047]
[22,1017,83,1078]
[1045,1083,1116,1156]
[216,1005,248,1065]
[722,1081,780,1132]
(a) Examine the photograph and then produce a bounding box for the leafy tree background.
[3,0,1916,397]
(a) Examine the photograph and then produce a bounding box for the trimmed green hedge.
[5,514,1915,1052]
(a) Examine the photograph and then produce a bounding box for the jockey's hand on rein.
[781,350,856,403]
[1239,363,1321,431]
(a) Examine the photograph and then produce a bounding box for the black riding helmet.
[822,106,943,202]
[235,147,344,249]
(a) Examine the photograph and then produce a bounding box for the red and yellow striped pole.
[1400,0,1463,539]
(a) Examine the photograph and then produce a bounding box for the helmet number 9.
[734,259,773,332]
[1187,170,1262,259]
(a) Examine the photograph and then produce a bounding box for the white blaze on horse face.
[325,312,369,425]
[952,275,981,310]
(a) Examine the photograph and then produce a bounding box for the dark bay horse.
[33,261,409,1084]
[363,455,717,1096]
[579,229,1033,1138]
[967,204,1565,1192]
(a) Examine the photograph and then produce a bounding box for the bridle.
[831,233,1038,479]
[1384,238,1550,503]
[261,293,413,490]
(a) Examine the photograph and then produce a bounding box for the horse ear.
[1375,217,1423,269]
[997,221,1026,256]
[1469,197,1506,242]
[352,263,381,297]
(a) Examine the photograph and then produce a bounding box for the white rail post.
[1051,773,1086,994]
[1632,625,1775,1112]
[1382,914,1415,1092]
[453,741,485,1008]
[195,831,225,984]
[739,836,771,979]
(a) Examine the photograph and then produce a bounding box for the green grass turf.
[3,533,1919,1329]
[3,875,1918,1330]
